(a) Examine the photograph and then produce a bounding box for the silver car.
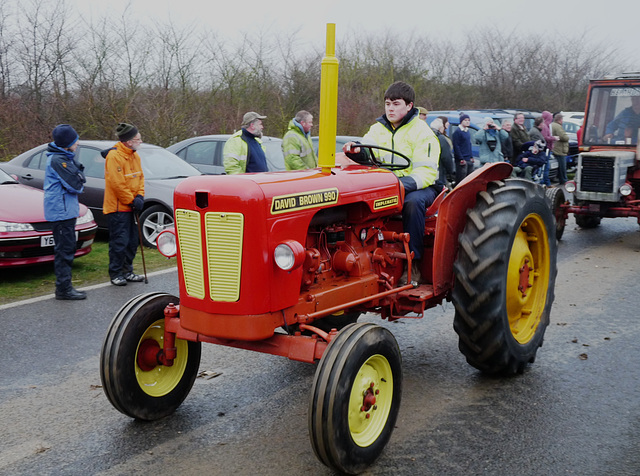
[2,141,201,247]
[167,134,285,174]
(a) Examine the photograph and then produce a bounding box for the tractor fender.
[431,162,513,295]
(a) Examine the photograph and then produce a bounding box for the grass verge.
[0,237,176,305]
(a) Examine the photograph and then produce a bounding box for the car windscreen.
[584,86,640,146]
[140,147,202,179]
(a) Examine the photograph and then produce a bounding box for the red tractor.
[547,73,640,239]
[100,25,558,474]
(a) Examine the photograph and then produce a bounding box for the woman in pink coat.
[539,111,557,186]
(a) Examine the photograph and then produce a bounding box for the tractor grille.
[175,208,244,302]
[580,156,615,193]
[204,212,244,302]
[175,209,206,299]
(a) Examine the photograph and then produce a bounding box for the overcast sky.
[77,0,640,69]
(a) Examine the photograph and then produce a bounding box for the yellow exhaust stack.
[318,23,339,174]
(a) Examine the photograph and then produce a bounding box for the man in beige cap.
[223,111,268,174]
[418,107,428,121]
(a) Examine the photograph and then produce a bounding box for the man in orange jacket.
[103,123,146,286]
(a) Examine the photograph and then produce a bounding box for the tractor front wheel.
[453,179,557,375]
[100,292,201,420]
[309,323,402,475]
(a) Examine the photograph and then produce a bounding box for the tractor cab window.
[584,86,640,146]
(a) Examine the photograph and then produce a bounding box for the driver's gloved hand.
[399,176,418,194]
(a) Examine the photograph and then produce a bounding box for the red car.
[0,167,98,267]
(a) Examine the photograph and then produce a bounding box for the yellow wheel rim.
[506,213,550,344]
[348,354,394,447]
[135,319,189,397]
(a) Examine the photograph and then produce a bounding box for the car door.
[76,146,108,228]
[16,148,47,189]
[175,140,224,174]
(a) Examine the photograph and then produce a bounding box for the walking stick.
[135,212,149,284]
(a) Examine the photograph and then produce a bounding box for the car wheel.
[139,205,174,248]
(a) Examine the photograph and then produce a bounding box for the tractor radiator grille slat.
[175,209,205,299]
[580,156,615,193]
[205,212,244,302]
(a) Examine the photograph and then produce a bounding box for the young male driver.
[343,81,440,283]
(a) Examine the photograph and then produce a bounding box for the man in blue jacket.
[452,113,473,185]
[44,124,87,300]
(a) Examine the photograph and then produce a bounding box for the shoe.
[125,272,145,282]
[111,276,127,286]
[56,288,87,300]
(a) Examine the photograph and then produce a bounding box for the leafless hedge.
[0,0,627,160]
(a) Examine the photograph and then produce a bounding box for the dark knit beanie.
[459,113,470,123]
[116,123,139,142]
[52,124,79,149]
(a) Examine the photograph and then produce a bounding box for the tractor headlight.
[274,240,305,271]
[565,181,576,193]
[620,183,633,196]
[157,229,177,258]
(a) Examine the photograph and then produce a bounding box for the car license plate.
[41,232,79,247]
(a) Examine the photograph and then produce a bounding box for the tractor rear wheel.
[100,292,201,420]
[309,322,402,474]
[545,186,566,240]
[452,179,557,375]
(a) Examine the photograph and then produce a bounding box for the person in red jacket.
[103,123,146,286]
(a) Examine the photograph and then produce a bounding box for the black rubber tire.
[309,322,402,475]
[452,178,557,375]
[545,186,566,240]
[100,292,201,420]
[139,204,174,248]
[575,213,602,229]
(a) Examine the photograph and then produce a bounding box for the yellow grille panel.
[175,209,205,299]
[205,212,244,302]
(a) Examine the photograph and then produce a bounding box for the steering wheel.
[349,143,412,171]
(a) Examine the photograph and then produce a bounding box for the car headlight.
[76,209,94,225]
[274,240,305,271]
[157,229,177,258]
[0,221,35,232]
[565,181,576,193]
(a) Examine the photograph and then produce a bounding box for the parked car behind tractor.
[100,25,558,474]
[547,73,640,240]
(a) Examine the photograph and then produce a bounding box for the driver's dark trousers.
[402,186,438,261]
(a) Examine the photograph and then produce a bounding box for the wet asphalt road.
[1,215,639,476]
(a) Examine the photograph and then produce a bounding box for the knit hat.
[241,111,267,127]
[52,124,79,149]
[459,113,470,123]
[116,123,139,142]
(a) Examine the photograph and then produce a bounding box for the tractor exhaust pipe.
[318,23,339,174]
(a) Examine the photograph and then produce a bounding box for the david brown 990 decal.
[373,196,399,210]
[271,188,339,214]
